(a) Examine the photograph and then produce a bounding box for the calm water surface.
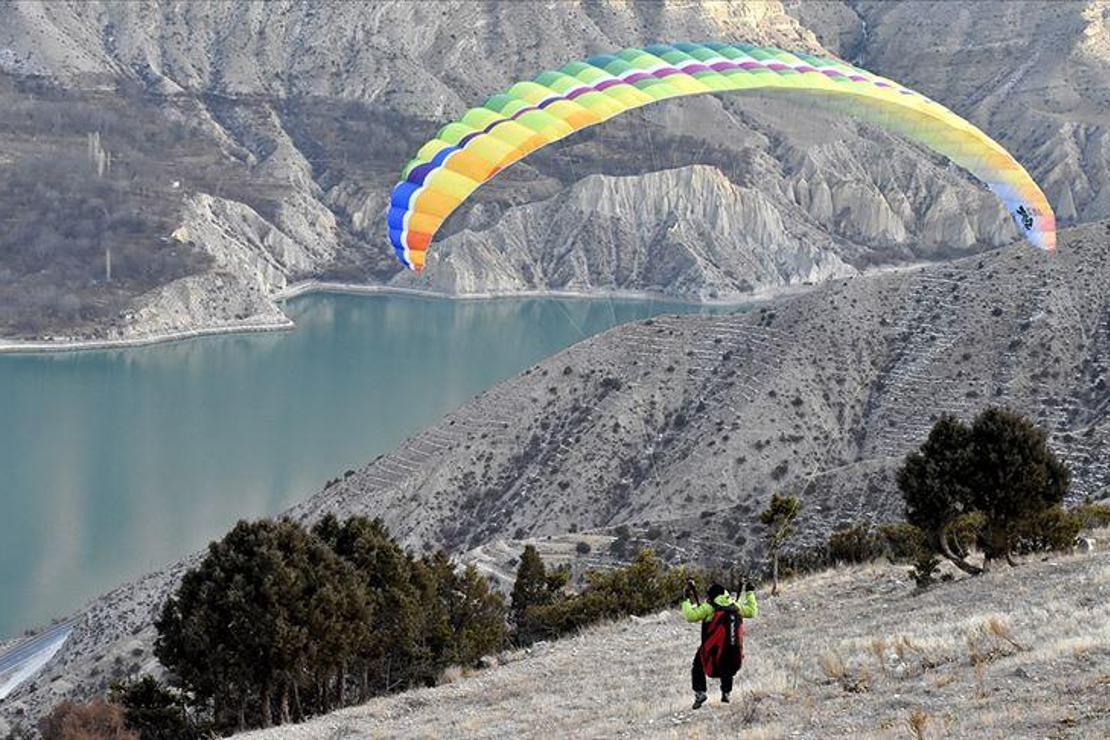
[0,293,723,636]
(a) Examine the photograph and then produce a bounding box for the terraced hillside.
[297,220,1110,562]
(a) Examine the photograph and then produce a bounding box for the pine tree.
[897,413,981,574]
[510,545,550,625]
[759,493,801,595]
[312,515,425,699]
[155,519,358,731]
[968,407,1069,569]
[441,563,508,666]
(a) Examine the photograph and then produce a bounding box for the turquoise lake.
[0,293,724,637]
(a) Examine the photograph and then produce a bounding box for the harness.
[699,601,744,678]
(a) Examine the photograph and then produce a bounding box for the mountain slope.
[4,220,1108,730]
[298,220,1110,558]
[799,0,1110,224]
[238,549,1110,740]
[0,0,822,340]
[3,1,1107,341]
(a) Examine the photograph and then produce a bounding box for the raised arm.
[737,591,758,619]
[681,599,713,622]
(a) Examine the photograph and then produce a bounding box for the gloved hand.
[683,578,697,602]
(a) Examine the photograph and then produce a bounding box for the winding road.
[0,621,75,700]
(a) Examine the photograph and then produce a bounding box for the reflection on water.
[0,293,727,636]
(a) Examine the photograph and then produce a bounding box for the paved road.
[0,621,76,700]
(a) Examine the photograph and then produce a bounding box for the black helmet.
[706,583,726,601]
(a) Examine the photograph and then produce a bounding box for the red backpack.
[699,602,745,678]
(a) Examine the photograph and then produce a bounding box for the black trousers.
[692,651,734,694]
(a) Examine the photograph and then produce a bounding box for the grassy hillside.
[241,541,1109,739]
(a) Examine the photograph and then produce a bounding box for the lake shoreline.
[0,317,296,356]
[0,282,762,356]
[0,261,934,356]
[0,289,722,643]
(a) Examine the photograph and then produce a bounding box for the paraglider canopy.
[388,42,1056,272]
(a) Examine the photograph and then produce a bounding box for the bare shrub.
[39,698,136,740]
[818,651,870,693]
[933,673,957,688]
[871,637,888,676]
[985,616,1025,650]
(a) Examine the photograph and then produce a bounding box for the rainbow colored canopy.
[388,43,1056,272]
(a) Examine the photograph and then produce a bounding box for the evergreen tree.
[439,562,509,666]
[409,554,457,686]
[510,545,551,624]
[759,493,801,595]
[312,515,425,698]
[897,413,980,571]
[111,676,198,740]
[968,407,1069,568]
[898,408,1070,573]
[155,518,360,731]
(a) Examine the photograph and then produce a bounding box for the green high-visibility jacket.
[681,591,758,622]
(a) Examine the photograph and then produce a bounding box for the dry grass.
[906,707,929,740]
[241,544,1110,740]
[817,650,845,682]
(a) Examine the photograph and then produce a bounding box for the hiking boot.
[692,692,708,710]
[721,692,731,703]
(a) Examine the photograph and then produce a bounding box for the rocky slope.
[2,1,1107,340]
[236,549,1110,740]
[295,221,1110,560]
[3,218,1108,729]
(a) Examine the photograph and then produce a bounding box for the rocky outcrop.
[842,0,1110,227]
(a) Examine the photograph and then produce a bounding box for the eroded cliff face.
[395,102,1020,299]
[0,1,820,103]
[399,166,858,299]
[1,1,1105,341]
[824,0,1110,226]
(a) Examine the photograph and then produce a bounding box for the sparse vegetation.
[234,549,1109,738]
[0,78,284,337]
[513,548,693,646]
